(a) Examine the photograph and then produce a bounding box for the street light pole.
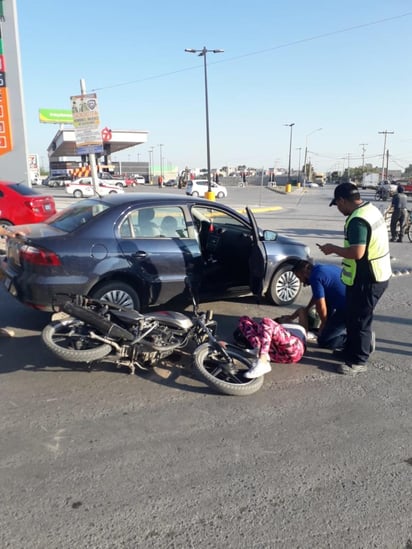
[185,47,224,198]
[158,143,164,184]
[296,147,302,185]
[284,123,295,184]
[148,147,154,184]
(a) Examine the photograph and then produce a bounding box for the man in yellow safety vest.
[317,182,391,375]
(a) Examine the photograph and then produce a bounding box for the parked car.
[186,179,228,198]
[164,179,178,187]
[43,175,72,187]
[393,180,412,194]
[98,173,126,187]
[124,175,146,187]
[65,178,125,198]
[0,181,56,226]
[1,193,311,312]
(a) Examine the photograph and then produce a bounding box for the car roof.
[78,192,222,207]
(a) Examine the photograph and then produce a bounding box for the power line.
[92,12,412,92]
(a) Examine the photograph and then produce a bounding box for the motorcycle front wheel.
[42,320,113,363]
[193,343,264,396]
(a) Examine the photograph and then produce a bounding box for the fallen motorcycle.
[41,292,263,396]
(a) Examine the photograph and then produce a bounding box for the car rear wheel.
[216,192,224,198]
[109,190,117,194]
[90,281,141,311]
[73,190,83,198]
[267,263,301,306]
[192,191,199,197]
[116,182,123,188]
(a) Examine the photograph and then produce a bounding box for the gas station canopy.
[47,128,148,160]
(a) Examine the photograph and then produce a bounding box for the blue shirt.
[309,264,346,311]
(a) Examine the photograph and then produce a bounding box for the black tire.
[116,182,123,188]
[192,191,199,197]
[90,281,141,310]
[374,191,381,201]
[216,192,224,198]
[193,342,264,396]
[407,223,412,243]
[267,263,301,306]
[42,321,112,363]
[73,189,83,198]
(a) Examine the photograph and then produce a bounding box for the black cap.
[329,182,360,206]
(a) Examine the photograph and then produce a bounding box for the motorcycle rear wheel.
[193,343,264,396]
[42,321,112,363]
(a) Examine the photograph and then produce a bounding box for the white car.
[65,178,125,198]
[98,173,126,187]
[186,179,228,198]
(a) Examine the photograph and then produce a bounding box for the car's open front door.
[245,206,268,302]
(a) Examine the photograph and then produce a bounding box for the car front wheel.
[216,192,224,198]
[73,189,83,198]
[191,191,199,197]
[267,263,301,306]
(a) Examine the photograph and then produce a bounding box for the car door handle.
[132,251,148,258]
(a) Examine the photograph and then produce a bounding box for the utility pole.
[378,130,394,181]
[386,149,390,180]
[359,143,367,173]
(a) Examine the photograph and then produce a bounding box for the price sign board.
[0,26,13,156]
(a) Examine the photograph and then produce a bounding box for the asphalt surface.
[1,185,411,548]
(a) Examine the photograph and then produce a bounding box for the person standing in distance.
[390,184,408,242]
[317,183,392,375]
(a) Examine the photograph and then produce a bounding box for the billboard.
[39,108,73,124]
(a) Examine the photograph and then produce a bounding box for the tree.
[403,164,412,178]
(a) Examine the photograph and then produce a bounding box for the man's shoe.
[244,357,272,379]
[397,238,402,243]
[337,363,368,376]
[370,331,376,353]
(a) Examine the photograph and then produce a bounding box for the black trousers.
[390,208,406,240]
[344,279,389,365]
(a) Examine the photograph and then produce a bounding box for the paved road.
[1,186,411,548]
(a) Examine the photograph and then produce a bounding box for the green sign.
[39,108,73,124]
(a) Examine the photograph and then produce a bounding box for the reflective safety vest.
[341,202,392,286]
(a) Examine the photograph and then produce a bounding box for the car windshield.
[46,199,110,232]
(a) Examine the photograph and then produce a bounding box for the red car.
[395,179,412,194]
[0,181,56,226]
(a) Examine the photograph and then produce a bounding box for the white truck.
[361,173,380,189]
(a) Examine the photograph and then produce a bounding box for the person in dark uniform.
[390,185,408,242]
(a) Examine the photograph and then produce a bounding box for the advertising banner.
[70,93,103,154]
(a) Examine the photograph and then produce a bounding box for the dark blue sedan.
[1,193,311,311]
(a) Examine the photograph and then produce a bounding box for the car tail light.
[24,198,56,215]
[20,245,61,266]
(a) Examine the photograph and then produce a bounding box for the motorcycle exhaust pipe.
[62,302,135,342]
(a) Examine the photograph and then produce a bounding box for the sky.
[14,0,412,174]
